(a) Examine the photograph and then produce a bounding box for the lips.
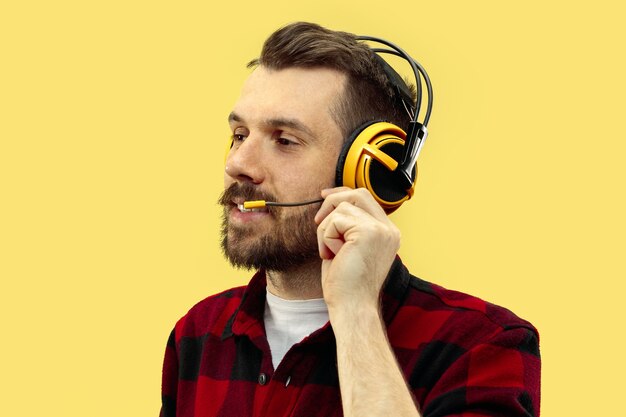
[227,198,272,223]
[219,183,277,217]
[230,198,268,213]
[236,203,267,213]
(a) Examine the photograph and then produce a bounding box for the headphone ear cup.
[337,121,416,214]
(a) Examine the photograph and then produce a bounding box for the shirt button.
[258,373,268,385]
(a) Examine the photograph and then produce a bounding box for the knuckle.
[337,201,352,211]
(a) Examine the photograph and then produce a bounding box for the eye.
[231,130,248,143]
[276,137,296,146]
[274,130,299,147]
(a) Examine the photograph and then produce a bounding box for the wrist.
[329,302,384,336]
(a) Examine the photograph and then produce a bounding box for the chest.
[177,333,343,417]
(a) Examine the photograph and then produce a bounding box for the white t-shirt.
[264,290,329,370]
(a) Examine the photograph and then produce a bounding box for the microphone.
[242,198,324,210]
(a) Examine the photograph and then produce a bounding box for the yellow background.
[1,1,624,415]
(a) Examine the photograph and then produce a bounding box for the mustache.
[218,183,279,215]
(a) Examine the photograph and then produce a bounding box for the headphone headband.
[356,36,433,189]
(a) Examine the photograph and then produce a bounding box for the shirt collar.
[222,256,410,341]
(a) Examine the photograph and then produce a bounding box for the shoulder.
[411,276,535,330]
[387,266,541,415]
[389,271,539,353]
[172,285,247,343]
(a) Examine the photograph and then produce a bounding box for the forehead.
[232,66,346,139]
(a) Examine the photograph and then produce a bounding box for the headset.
[336,36,433,213]
[229,35,433,214]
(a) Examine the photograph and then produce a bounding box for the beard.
[218,182,320,272]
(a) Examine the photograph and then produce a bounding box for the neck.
[266,258,323,300]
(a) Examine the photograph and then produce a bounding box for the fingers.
[317,212,346,259]
[316,196,397,259]
[315,187,387,226]
[316,202,364,258]
[315,187,399,261]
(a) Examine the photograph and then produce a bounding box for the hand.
[314,187,401,316]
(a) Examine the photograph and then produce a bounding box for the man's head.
[249,22,414,140]
[220,22,413,273]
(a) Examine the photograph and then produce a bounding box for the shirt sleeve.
[160,328,178,417]
[420,326,541,417]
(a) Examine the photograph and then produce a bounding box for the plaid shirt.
[160,259,540,417]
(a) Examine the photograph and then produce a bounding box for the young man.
[160,22,541,417]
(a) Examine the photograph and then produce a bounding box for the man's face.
[221,66,346,271]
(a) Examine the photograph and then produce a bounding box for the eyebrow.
[228,111,315,138]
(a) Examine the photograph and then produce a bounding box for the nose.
[225,134,265,184]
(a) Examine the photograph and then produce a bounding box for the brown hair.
[248,22,414,141]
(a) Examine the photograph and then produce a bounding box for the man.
[160,22,541,417]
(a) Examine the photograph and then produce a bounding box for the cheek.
[317,148,342,186]
[293,155,338,190]
[276,168,326,201]
[320,160,340,188]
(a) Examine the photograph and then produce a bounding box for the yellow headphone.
[336,121,414,213]
[333,36,432,214]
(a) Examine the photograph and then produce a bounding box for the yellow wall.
[1,1,624,415]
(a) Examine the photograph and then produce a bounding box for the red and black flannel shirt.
[160,259,541,416]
